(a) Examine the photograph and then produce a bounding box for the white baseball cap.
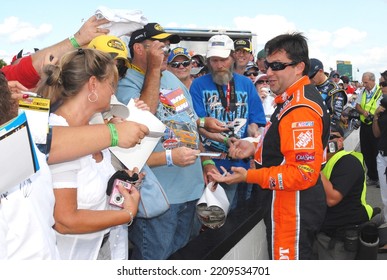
[206,35,234,58]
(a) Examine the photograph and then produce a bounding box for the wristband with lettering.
[107,123,119,147]
[166,149,174,167]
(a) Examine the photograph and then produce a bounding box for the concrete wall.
[343,128,360,151]
[221,219,269,260]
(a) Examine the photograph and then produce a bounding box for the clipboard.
[0,112,40,194]
[18,96,50,144]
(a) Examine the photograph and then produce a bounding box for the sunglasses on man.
[264,60,298,71]
[244,71,258,77]
[169,60,191,68]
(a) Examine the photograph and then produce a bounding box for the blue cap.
[308,58,324,78]
[167,47,191,63]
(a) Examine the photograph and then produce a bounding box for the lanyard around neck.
[129,63,145,75]
[216,79,236,112]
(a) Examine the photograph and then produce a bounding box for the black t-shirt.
[377,110,387,153]
[321,154,370,233]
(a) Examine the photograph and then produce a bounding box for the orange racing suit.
[246,76,330,259]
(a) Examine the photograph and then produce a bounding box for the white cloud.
[0,16,52,43]
[307,29,332,48]
[234,14,297,46]
[0,16,19,34]
[331,27,367,48]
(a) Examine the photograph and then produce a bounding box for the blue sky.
[1,0,386,81]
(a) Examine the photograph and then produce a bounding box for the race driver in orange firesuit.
[208,32,330,260]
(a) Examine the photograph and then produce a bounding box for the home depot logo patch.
[293,128,314,150]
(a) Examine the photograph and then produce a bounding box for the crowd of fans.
[1,10,387,261]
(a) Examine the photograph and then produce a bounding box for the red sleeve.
[246,107,324,191]
[2,56,40,89]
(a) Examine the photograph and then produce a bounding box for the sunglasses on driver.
[264,60,298,71]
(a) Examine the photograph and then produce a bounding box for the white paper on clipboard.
[18,96,50,144]
[109,99,166,170]
[0,112,40,194]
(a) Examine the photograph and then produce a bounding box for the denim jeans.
[224,182,238,212]
[129,199,198,260]
[232,182,255,210]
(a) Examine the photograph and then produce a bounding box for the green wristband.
[199,117,205,128]
[202,159,215,167]
[69,35,80,48]
[223,136,229,146]
[107,123,119,147]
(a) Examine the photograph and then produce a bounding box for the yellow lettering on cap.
[236,40,247,45]
[154,23,164,31]
[107,39,125,51]
[173,47,185,54]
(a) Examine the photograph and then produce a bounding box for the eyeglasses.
[244,72,258,77]
[332,74,340,78]
[256,80,269,84]
[169,60,191,68]
[264,60,298,71]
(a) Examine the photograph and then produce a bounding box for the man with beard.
[190,34,266,209]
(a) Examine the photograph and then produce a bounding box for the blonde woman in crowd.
[36,48,141,260]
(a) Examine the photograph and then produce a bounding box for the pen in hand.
[21,91,42,98]
[211,169,228,191]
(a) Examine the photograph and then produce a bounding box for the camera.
[364,114,374,124]
[162,46,170,56]
[343,107,360,120]
[328,141,338,153]
[342,107,361,130]
[109,179,132,208]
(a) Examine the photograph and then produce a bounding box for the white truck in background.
[164,27,257,58]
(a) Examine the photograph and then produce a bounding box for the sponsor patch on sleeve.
[291,121,314,128]
[293,128,314,150]
[295,152,315,162]
[297,164,315,174]
[269,177,276,189]
[297,164,315,181]
[278,173,284,190]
